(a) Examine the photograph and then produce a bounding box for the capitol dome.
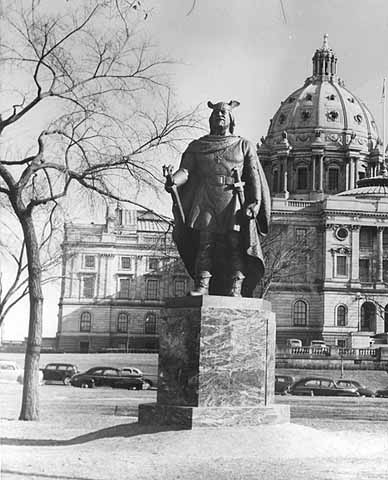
[259,35,382,201]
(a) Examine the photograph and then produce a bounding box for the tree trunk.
[18,212,43,421]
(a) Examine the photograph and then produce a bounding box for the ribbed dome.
[338,175,388,197]
[263,35,379,155]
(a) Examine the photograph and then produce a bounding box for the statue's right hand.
[164,178,175,193]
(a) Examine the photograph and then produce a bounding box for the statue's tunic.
[171,134,271,296]
[178,136,261,233]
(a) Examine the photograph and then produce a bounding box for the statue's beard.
[210,122,229,136]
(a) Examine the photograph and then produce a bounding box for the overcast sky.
[4,0,388,340]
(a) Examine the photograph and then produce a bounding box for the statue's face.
[209,105,231,134]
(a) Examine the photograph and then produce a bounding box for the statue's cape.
[172,135,271,297]
[185,135,241,154]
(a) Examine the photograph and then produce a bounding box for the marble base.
[138,403,290,429]
[138,295,289,428]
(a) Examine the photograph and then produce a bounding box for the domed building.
[259,35,388,348]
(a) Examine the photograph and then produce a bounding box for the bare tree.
[0,206,67,327]
[0,0,201,420]
[259,224,318,298]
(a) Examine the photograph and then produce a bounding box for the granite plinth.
[138,403,290,429]
[138,296,290,428]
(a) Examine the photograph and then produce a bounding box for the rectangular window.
[174,279,186,297]
[359,259,370,283]
[296,228,307,244]
[297,167,308,190]
[80,313,91,332]
[272,170,279,193]
[119,278,131,298]
[336,255,347,276]
[121,257,132,270]
[337,339,346,348]
[117,314,128,333]
[82,277,94,298]
[84,255,96,269]
[383,259,388,283]
[360,228,374,248]
[148,258,159,271]
[146,279,159,300]
[383,230,388,254]
[328,168,339,191]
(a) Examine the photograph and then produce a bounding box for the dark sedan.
[41,363,79,385]
[275,375,295,395]
[375,386,388,398]
[288,376,359,397]
[336,379,375,397]
[70,366,145,390]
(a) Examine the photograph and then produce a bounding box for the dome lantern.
[312,34,338,81]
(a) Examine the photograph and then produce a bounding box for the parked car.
[288,376,359,397]
[121,367,154,389]
[0,360,23,383]
[310,340,327,349]
[375,386,388,398]
[286,339,302,348]
[41,363,79,385]
[0,360,44,384]
[336,379,375,397]
[70,366,145,389]
[275,375,295,395]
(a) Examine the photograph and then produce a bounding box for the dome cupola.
[259,35,380,201]
[312,34,338,80]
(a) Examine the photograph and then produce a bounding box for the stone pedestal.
[138,296,289,428]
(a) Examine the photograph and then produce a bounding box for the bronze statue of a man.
[165,100,270,297]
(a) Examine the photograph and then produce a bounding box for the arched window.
[145,313,157,334]
[80,312,91,332]
[336,305,347,326]
[296,166,308,190]
[385,305,388,333]
[360,302,376,332]
[293,300,307,326]
[117,313,128,333]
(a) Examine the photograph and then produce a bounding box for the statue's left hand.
[245,202,260,219]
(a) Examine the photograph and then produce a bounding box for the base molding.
[138,403,290,429]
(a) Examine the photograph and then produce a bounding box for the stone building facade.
[259,35,388,347]
[56,206,192,353]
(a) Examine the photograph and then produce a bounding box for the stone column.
[354,158,359,186]
[350,226,360,282]
[312,156,316,191]
[319,155,324,192]
[378,227,384,282]
[138,296,289,428]
[282,156,288,196]
[345,159,350,190]
[349,158,355,189]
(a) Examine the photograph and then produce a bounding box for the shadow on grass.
[1,469,98,480]
[1,422,185,447]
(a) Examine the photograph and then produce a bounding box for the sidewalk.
[2,416,388,480]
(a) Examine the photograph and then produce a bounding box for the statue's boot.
[189,272,211,296]
[228,273,245,297]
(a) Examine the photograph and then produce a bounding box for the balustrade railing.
[277,346,378,359]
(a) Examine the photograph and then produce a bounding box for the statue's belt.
[208,174,236,186]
